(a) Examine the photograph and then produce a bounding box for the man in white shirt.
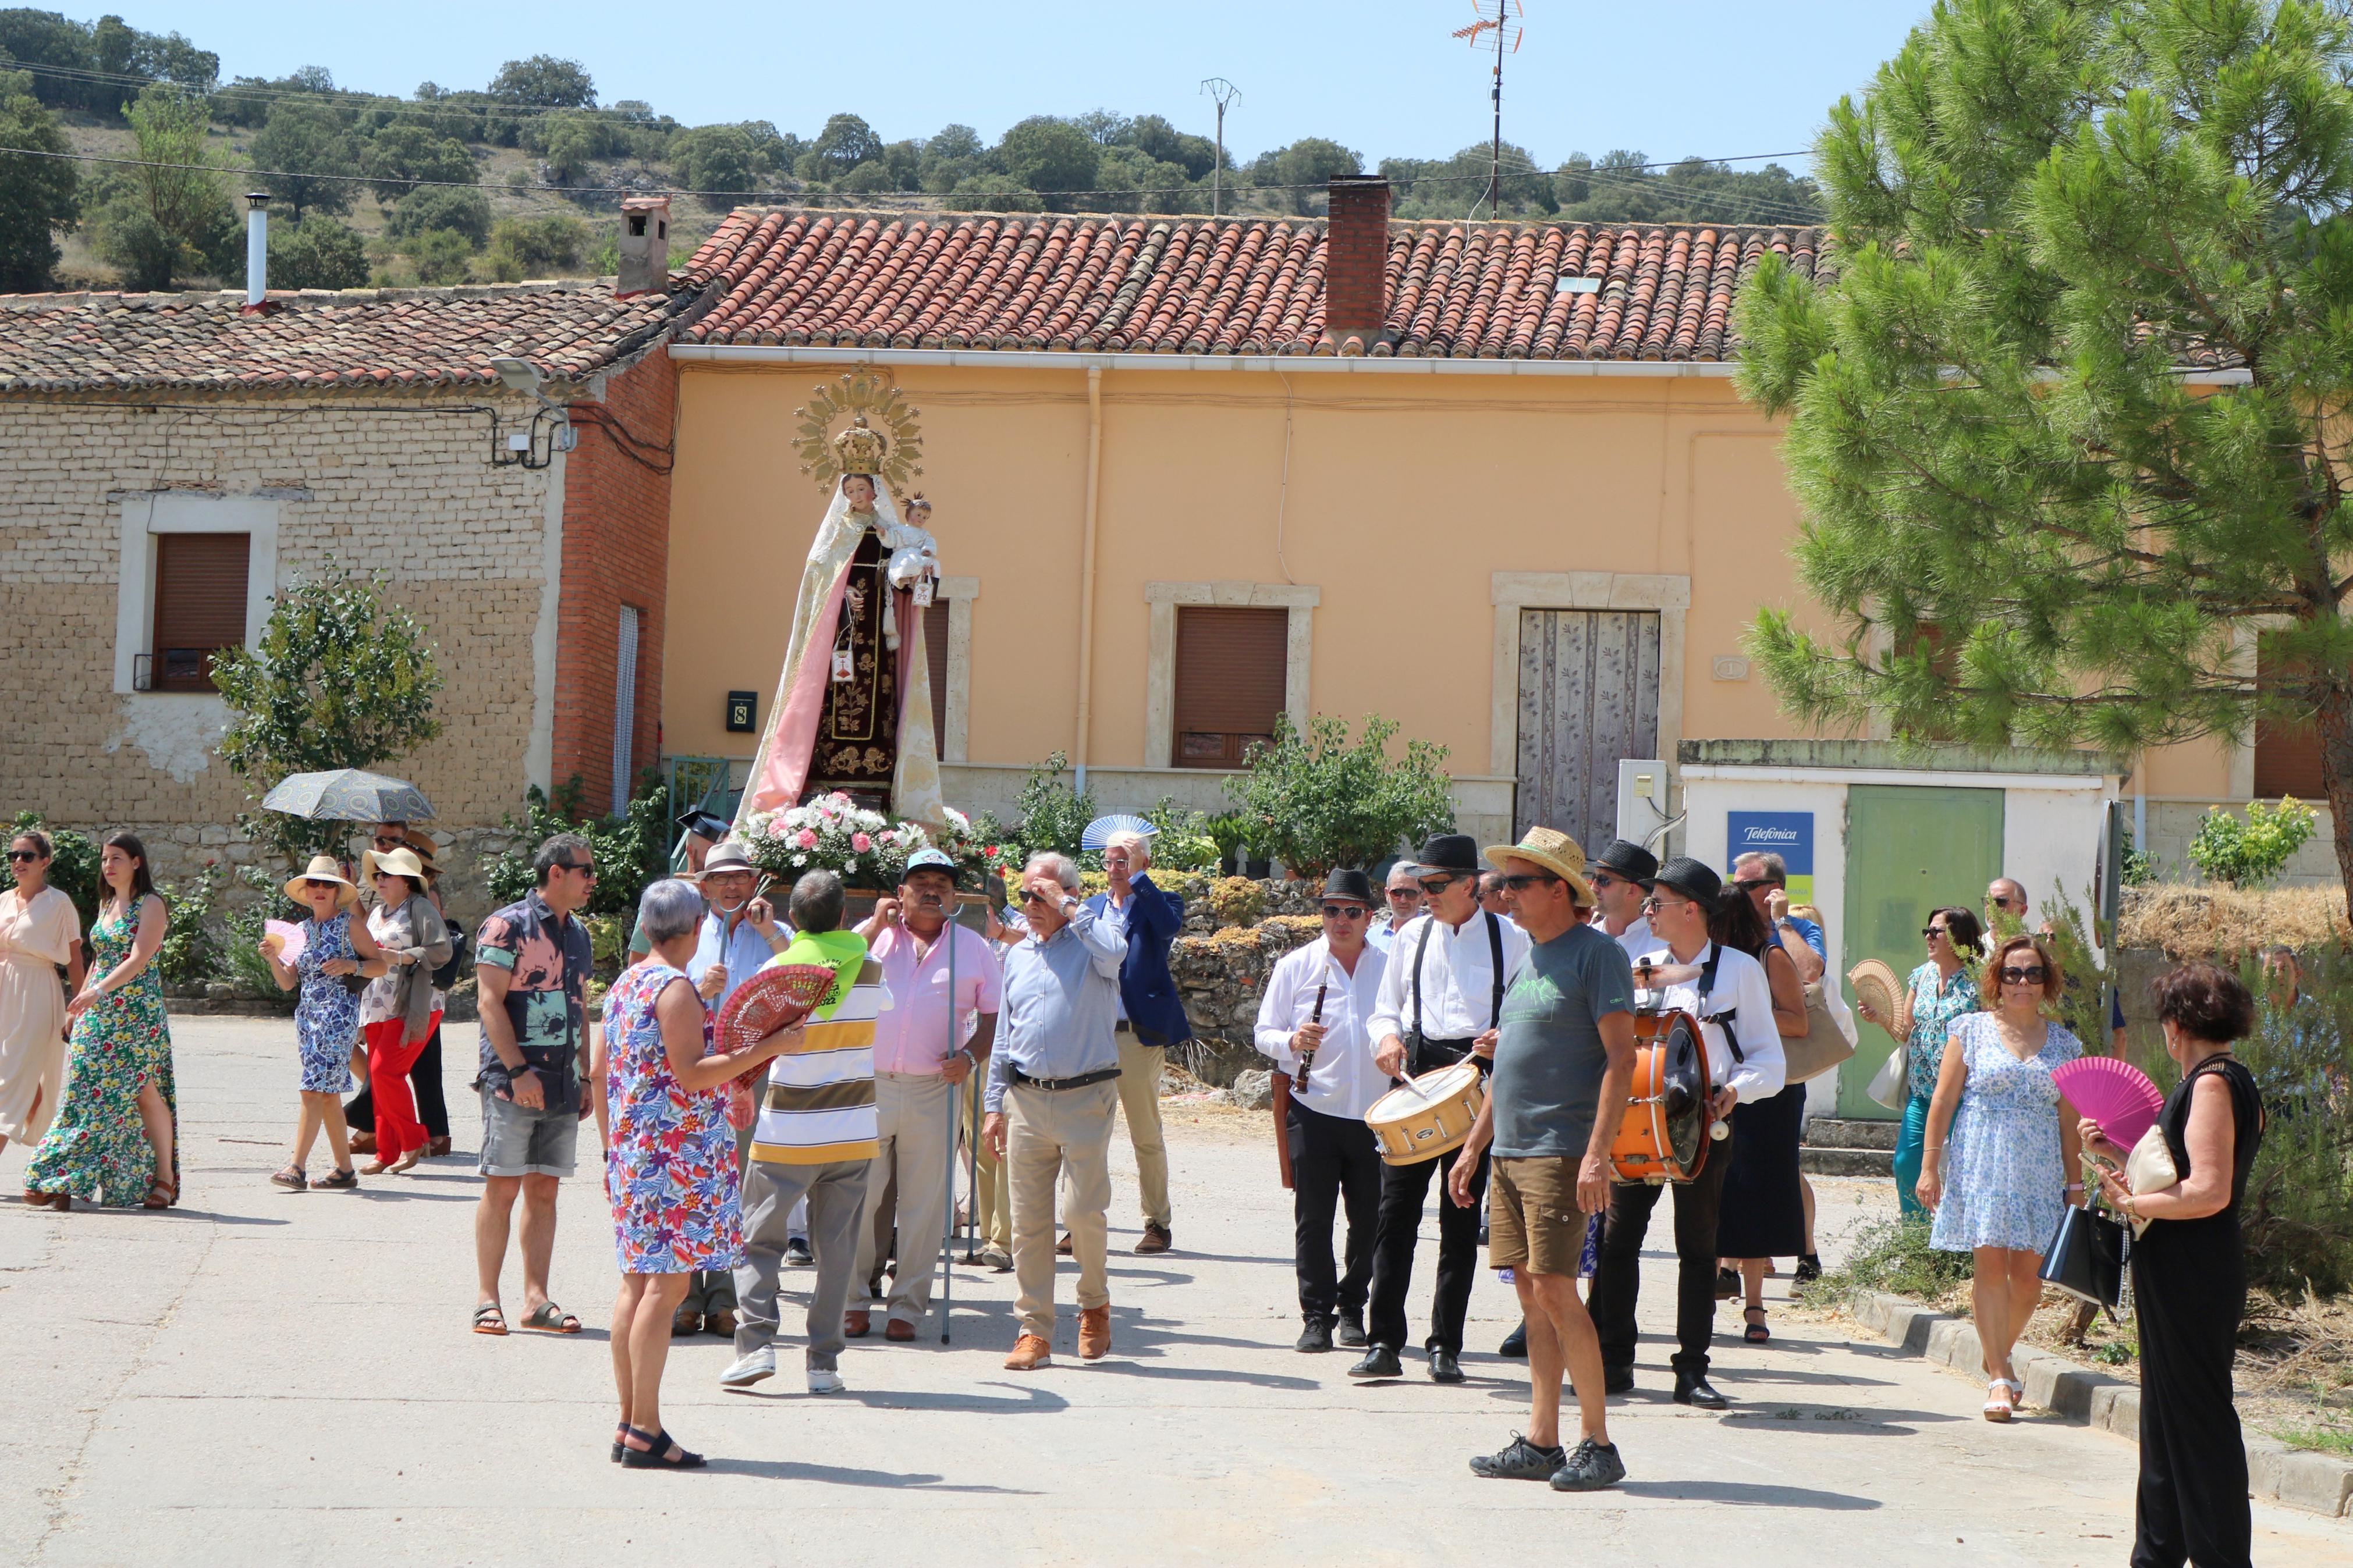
[1350,834,1532,1385]
[1255,869,1389,1354]
[1367,862,1422,955]
[1589,856,1785,1410]
[1587,840,1659,962]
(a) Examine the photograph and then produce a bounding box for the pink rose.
[795,829,818,849]
[766,819,787,837]
[851,832,872,852]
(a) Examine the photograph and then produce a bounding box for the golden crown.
[833,415,888,476]
[794,371,923,492]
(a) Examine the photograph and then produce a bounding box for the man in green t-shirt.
[1449,827,1637,1494]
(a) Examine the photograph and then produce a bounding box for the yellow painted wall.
[662,360,2230,791]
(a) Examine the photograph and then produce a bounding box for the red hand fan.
[2052,1056,2164,1150]
[714,963,842,1128]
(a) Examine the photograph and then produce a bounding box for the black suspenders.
[1408,912,1506,1074]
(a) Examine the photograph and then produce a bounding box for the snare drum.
[1609,1008,1715,1183]
[1365,1062,1485,1166]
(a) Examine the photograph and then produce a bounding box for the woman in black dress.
[1709,887,1809,1345]
[2082,962,2265,1568]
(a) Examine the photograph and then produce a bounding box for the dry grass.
[2117,883,2351,959]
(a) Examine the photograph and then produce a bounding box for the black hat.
[1593,839,1659,888]
[676,807,732,842]
[1652,856,1722,906]
[1320,868,1375,906]
[1413,833,1481,876]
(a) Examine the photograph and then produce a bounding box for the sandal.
[2000,1377,2024,1410]
[519,1301,583,1335]
[472,1303,509,1336]
[142,1180,175,1210]
[388,1149,424,1174]
[612,1423,628,1463]
[313,1168,359,1191]
[619,1426,707,1469]
[269,1167,307,1192]
[22,1189,66,1210]
[1983,1378,2013,1422]
[359,1161,392,1176]
[1743,1306,1771,1344]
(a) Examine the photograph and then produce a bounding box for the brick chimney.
[1323,175,1392,350]
[616,195,670,298]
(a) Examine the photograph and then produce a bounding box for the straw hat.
[363,845,429,883]
[284,854,360,909]
[1482,826,1595,906]
[693,840,760,880]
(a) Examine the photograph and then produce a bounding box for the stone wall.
[1168,888,1325,1083]
[2142,799,2343,888]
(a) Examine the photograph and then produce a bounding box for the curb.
[1852,1290,2352,1519]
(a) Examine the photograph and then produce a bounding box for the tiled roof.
[675,209,1825,361]
[0,280,693,393]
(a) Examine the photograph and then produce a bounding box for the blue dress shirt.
[984,902,1126,1112]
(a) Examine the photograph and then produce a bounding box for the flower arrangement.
[743,792,1006,889]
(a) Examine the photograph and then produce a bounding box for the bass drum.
[1609,1008,1715,1183]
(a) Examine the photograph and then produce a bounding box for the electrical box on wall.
[1615,758,1674,852]
[725,690,757,734]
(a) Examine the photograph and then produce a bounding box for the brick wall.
[551,347,674,816]
[1325,176,1392,336]
[0,386,558,926]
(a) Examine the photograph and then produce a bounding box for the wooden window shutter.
[923,598,951,748]
[151,533,249,692]
[2255,643,2328,800]
[1173,606,1286,768]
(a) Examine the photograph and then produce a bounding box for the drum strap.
[1697,943,1745,1064]
[1407,912,1505,1076]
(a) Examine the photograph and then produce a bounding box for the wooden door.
[1514,610,1660,849]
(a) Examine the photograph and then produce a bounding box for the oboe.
[1297,980,1327,1085]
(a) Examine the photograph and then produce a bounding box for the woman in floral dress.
[260,856,385,1192]
[598,878,801,1470]
[22,833,178,1211]
[1918,933,2085,1421]
[1859,905,1983,1220]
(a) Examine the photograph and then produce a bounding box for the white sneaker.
[806,1366,845,1395]
[719,1347,774,1389]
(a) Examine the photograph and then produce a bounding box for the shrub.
[1140,797,1219,872]
[400,227,473,285]
[2188,798,2316,887]
[1810,1217,1974,1308]
[484,214,587,280]
[385,184,491,245]
[154,860,226,987]
[1223,714,1455,879]
[482,771,673,922]
[269,218,368,290]
[2223,946,2353,1297]
[1002,751,1096,862]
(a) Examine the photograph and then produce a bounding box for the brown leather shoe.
[1078,1305,1111,1360]
[885,1318,917,1342]
[1055,1232,1073,1256]
[348,1132,377,1155]
[1003,1332,1052,1370]
[844,1310,871,1338]
[427,1136,452,1158]
[1134,1222,1172,1255]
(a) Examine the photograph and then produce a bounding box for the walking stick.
[938,897,960,1345]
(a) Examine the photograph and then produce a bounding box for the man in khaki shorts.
[1448,827,1638,1493]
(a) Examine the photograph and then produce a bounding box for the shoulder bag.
[1783,980,1858,1085]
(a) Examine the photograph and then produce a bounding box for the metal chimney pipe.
[244,193,269,305]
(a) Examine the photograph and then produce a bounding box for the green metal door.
[1837,784,2006,1118]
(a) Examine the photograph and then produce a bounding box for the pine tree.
[1735,0,2353,902]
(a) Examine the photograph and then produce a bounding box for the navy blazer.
[1084,873,1193,1046]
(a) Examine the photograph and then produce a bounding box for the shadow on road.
[704,1456,1038,1492]
[1616,1480,1882,1510]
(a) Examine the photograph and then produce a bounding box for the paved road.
[3,1017,2348,1566]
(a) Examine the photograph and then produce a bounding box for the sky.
[106,1,1924,171]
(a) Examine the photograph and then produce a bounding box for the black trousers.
[1364,1143,1489,1356]
[1588,1133,1731,1381]
[1288,1098,1381,1323]
[345,1023,450,1141]
[2131,1223,2252,1568]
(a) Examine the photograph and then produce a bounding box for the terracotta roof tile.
[0,280,696,394]
[676,209,1824,362]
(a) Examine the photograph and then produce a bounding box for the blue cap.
[903,848,957,874]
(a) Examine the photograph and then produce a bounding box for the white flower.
[793,853,808,866]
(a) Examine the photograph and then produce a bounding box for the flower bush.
[744,792,1006,890]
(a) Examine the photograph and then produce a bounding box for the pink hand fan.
[714,963,842,1129]
[264,919,306,965]
[2052,1056,2164,1150]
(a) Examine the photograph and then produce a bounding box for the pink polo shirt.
[867,921,1004,1075]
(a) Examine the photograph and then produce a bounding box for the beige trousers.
[965,1072,1010,1250]
[1114,1036,1172,1228]
[1006,1078,1117,1341]
[854,1072,953,1326]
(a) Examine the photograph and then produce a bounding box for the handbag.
[2038,1199,2128,1311]
[1865,1043,1907,1111]
[1784,981,1859,1085]
[432,927,469,991]
[2117,1124,2180,1238]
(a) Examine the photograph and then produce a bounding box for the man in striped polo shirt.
[722,871,883,1396]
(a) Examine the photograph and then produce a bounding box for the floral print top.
[1905,961,1981,1101]
[601,961,743,1275]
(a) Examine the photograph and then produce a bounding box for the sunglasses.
[1922,926,1949,939]
[1416,876,1460,896]
[6,849,40,863]
[1732,877,1778,893]
[1589,871,1627,890]
[558,861,597,879]
[1499,872,1558,891]
[371,835,406,848]
[1318,903,1369,919]
[1642,895,1695,915]
[1999,965,2047,985]
[1020,888,1059,906]
[303,878,340,891]
[1387,887,1423,899]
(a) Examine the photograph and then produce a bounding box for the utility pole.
[1201,77,1238,216]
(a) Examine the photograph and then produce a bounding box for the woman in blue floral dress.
[1859,906,1983,1221]
[23,833,178,1211]
[260,856,385,1192]
[1918,933,2086,1421]
[597,879,800,1469]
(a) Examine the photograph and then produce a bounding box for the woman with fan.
[599,879,805,1470]
[1858,906,1983,1221]
[1917,934,2085,1421]
[2082,962,2264,1568]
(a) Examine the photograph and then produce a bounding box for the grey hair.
[1025,850,1080,892]
[1733,850,1787,883]
[1104,829,1152,867]
[637,878,705,945]
[789,869,846,933]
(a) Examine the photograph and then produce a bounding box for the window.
[611,605,640,811]
[2255,643,2326,799]
[150,533,249,692]
[924,596,950,747]
[1173,606,1286,767]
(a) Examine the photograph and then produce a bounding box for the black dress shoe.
[1428,1348,1465,1384]
[1498,1321,1528,1359]
[1674,1374,1729,1410]
[1295,1318,1334,1353]
[1336,1310,1367,1348]
[1348,1345,1403,1379]
[1604,1367,1634,1395]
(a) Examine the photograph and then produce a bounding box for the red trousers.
[361,1012,439,1163]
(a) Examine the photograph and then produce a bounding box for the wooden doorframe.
[1489,571,1688,806]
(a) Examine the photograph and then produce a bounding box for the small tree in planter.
[211,566,443,869]
[1223,714,1455,880]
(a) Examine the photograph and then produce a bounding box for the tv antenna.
[1451,0,1525,219]
[1201,77,1240,216]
